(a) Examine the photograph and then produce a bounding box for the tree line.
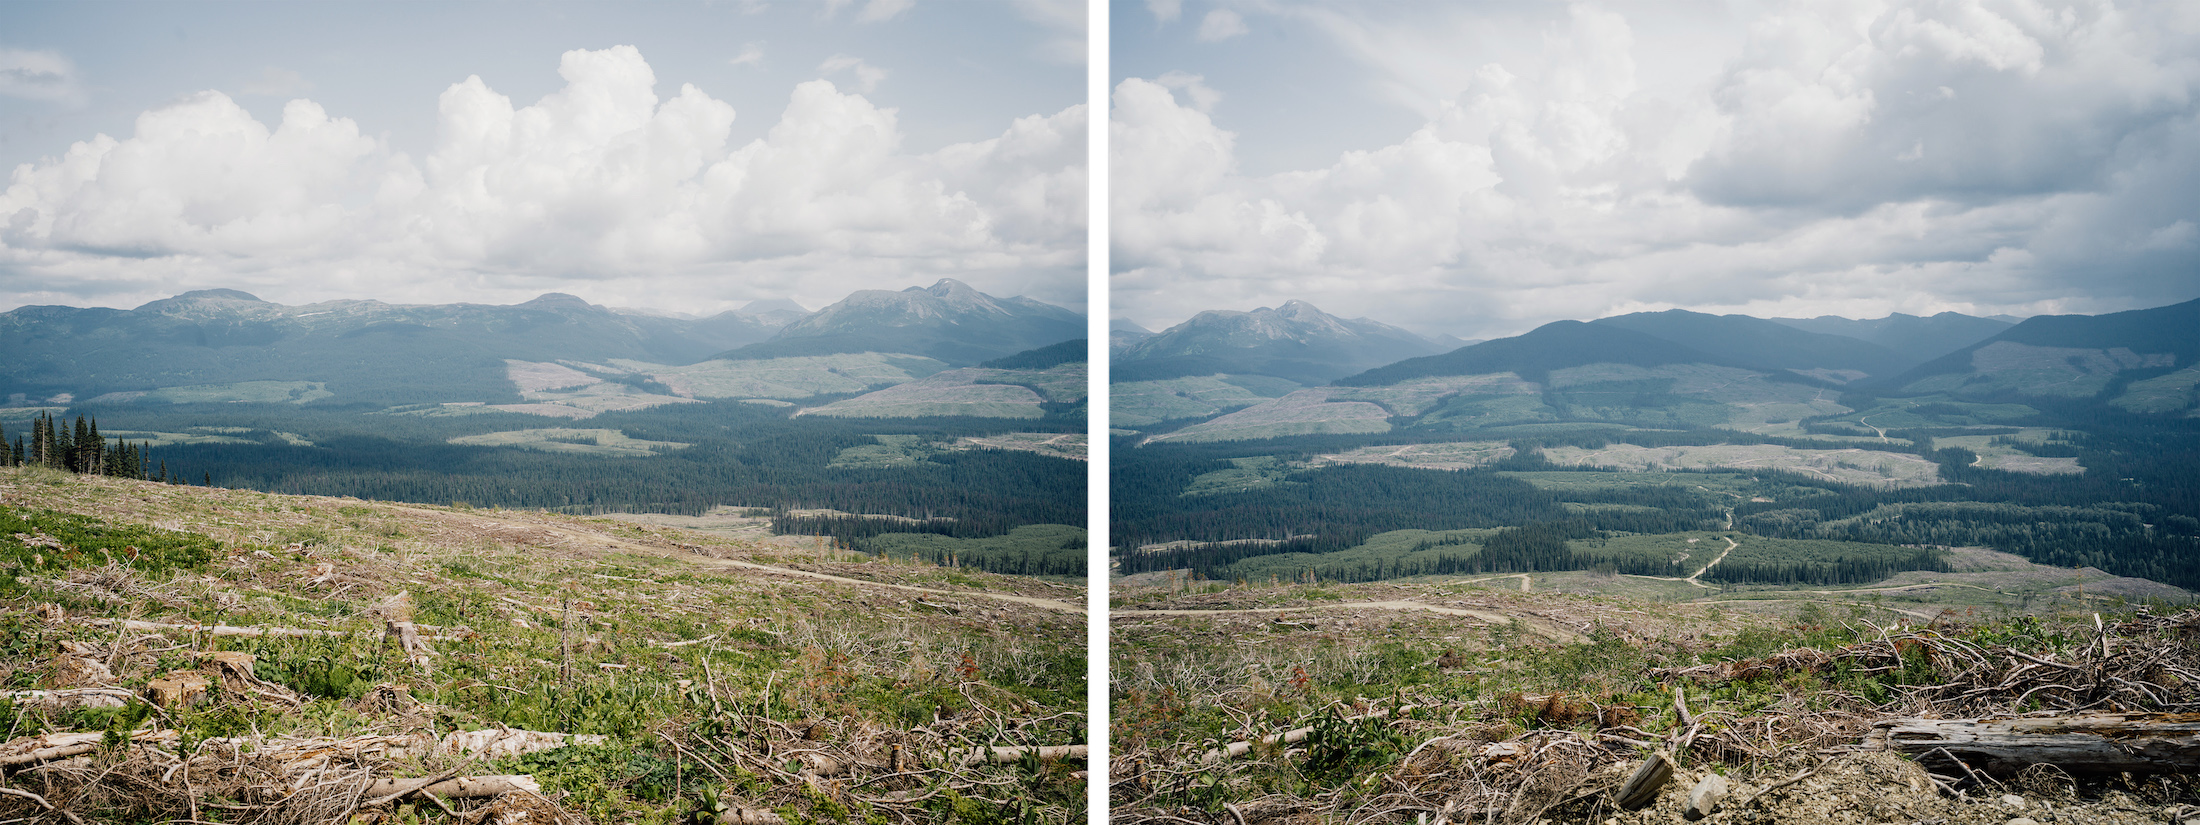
[3,412,188,484]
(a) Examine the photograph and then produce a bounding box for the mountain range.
[718,279,1084,365]
[1114,300,1445,384]
[1118,297,2199,442]
[0,280,1084,409]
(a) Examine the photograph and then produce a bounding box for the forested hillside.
[1114,298,2200,593]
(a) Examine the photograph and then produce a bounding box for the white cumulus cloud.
[0,45,1085,313]
[1114,0,2200,335]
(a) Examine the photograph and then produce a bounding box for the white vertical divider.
[1085,0,1111,821]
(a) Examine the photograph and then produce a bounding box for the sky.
[1111,0,2200,340]
[0,0,1087,315]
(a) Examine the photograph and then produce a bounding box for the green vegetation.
[446,427,690,457]
[857,524,1088,577]
[0,469,1085,824]
[0,501,218,581]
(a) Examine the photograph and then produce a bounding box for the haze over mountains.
[719,279,1085,365]
[1114,297,2199,442]
[0,279,1086,418]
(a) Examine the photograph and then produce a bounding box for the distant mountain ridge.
[0,289,791,404]
[1337,320,1733,387]
[1592,310,1909,377]
[1886,296,2200,401]
[1118,300,1444,384]
[714,279,1084,366]
[0,281,1079,406]
[1771,312,2013,361]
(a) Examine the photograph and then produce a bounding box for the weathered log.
[0,732,107,768]
[359,774,541,799]
[1203,728,1314,764]
[1614,750,1675,810]
[950,744,1089,765]
[83,618,467,642]
[1200,707,1418,763]
[0,688,133,711]
[719,807,788,825]
[1875,712,2200,774]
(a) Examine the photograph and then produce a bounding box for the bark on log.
[1875,712,2200,774]
[360,774,542,799]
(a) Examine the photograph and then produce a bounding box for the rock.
[1684,773,1729,821]
[2005,818,2040,825]
[2001,794,2028,810]
[144,671,213,708]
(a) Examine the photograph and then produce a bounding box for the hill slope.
[0,466,1085,823]
[1337,320,1730,386]
[1887,296,2200,403]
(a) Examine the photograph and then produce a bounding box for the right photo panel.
[1109,1,2200,823]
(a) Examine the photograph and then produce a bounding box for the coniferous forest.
[1113,399,2200,589]
[2,398,1085,575]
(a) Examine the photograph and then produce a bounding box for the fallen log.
[359,774,541,799]
[83,618,468,642]
[1874,712,2200,774]
[0,732,108,768]
[1203,727,1315,763]
[0,728,598,771]
[949,744,1089,765]
[0,688,134,711]
[1200,707,1417,763]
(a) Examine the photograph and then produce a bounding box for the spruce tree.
[72,416,91,473]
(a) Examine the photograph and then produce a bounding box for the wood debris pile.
[1113,608,2200,825]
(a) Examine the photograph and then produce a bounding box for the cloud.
[728,43,765,67]
[1147,0,1182,24]
[241,66,314,97]
[1155,71,1220,113]
[1198,9,1249,42]
[0,48,85,104]
[818,54,887,94]
[0,45,1085,313]
[1113,1,2200,336]
[855,0,915,23]
[1008,0,1088,64]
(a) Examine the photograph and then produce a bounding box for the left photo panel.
[0,2,1091,823]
